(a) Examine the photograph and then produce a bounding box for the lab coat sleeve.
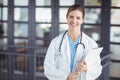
[80,33,102,80]
[44,39,69,80]
[86,50,102,80]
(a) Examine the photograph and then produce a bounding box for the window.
[110,0,120,78]
[59,0,75,33]
[84,0,101,44]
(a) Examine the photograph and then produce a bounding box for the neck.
[68,30,81,41]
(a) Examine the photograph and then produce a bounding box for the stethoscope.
[59,30,85,53]
[55,30,86,69]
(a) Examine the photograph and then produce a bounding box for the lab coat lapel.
[61,33,71,71]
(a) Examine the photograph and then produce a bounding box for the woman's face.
[66,10,84,31]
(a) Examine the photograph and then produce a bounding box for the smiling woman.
[44,4,102,80]
[66,10,84,34]
[0,0,117,80]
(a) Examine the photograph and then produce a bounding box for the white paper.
[85,47,103,64]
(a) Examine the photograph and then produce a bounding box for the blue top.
[68,34,79,72]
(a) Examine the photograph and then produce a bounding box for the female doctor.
[44,4,102,80]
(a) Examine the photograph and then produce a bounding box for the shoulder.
[48,32,65,51]
[52,32,64,42]
[50,32,65,45]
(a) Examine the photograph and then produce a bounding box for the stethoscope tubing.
[59,30,85,52]
[59,30,68,52]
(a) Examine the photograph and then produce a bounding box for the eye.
[69,15,73,18]
[77,17,81,20]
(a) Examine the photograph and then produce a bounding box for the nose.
[72,18,77,23]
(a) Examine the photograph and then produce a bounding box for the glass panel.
[0,23,3,37]
[36,39,50,47]
[112,0,120,7]
[14,39,28,53]
[85,0,101,6]
[36,8,51,22]
[3,8,8,20]
[15,54,28,73]
[0,8,1,20]
[14,23,28,37]
[0,8,8,20]
[3,0,8,6]
[59,0,75,6]
[85,8,101,24]
[36,40,44,46]
[0,23,6,51]
[110,44,120,60]
[36,53,46,73]
[0,0,2,4]
[110,27,120,43]
[36,24,51,38]
[111,9,120,24]
[0,54,8,74]
[36,0,51,6]
[59,24,68,34]
[84,25,101,41]
[0,22,7,36]
[59,8,68,23]
[110,63,120,78]
[14,8,28,21]
[0,38,7,51]
[14,0,28,6]
[0,0,8,6]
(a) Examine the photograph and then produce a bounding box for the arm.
[77,51,102,80]
[85,50,102,80]
[86,40,102,80]
[69,54,101,80]
[44,39,69,80]
[83,38,102,80]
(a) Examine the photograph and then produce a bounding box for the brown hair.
[66,4,85,19]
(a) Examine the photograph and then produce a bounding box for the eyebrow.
[69,15,81,18]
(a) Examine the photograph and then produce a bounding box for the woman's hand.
[77,61,87,72]
[67,72,80,80]
[67,61,87,80]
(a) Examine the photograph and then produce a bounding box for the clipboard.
[85,47,103,63]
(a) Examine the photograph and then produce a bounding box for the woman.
[44,4,102,80]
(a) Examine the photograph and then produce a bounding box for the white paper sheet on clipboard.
[85,47,103,63]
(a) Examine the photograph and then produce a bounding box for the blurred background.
[0,0,120,80]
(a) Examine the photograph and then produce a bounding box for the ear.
[81,19,84,24]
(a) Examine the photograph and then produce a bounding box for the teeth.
[71,24,75,26]
[71,24,76,27]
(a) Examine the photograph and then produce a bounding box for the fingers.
[77,61,87,72]
[83,60,87,65]
[68,72,80,80]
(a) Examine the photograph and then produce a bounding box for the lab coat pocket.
[54,52,62,69]
[54,51,68,71]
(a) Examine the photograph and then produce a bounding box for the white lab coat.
[44,32,102,80]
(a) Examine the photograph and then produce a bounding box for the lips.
[70,23,77,28]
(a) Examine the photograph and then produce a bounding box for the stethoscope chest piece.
[55,52,62,57]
